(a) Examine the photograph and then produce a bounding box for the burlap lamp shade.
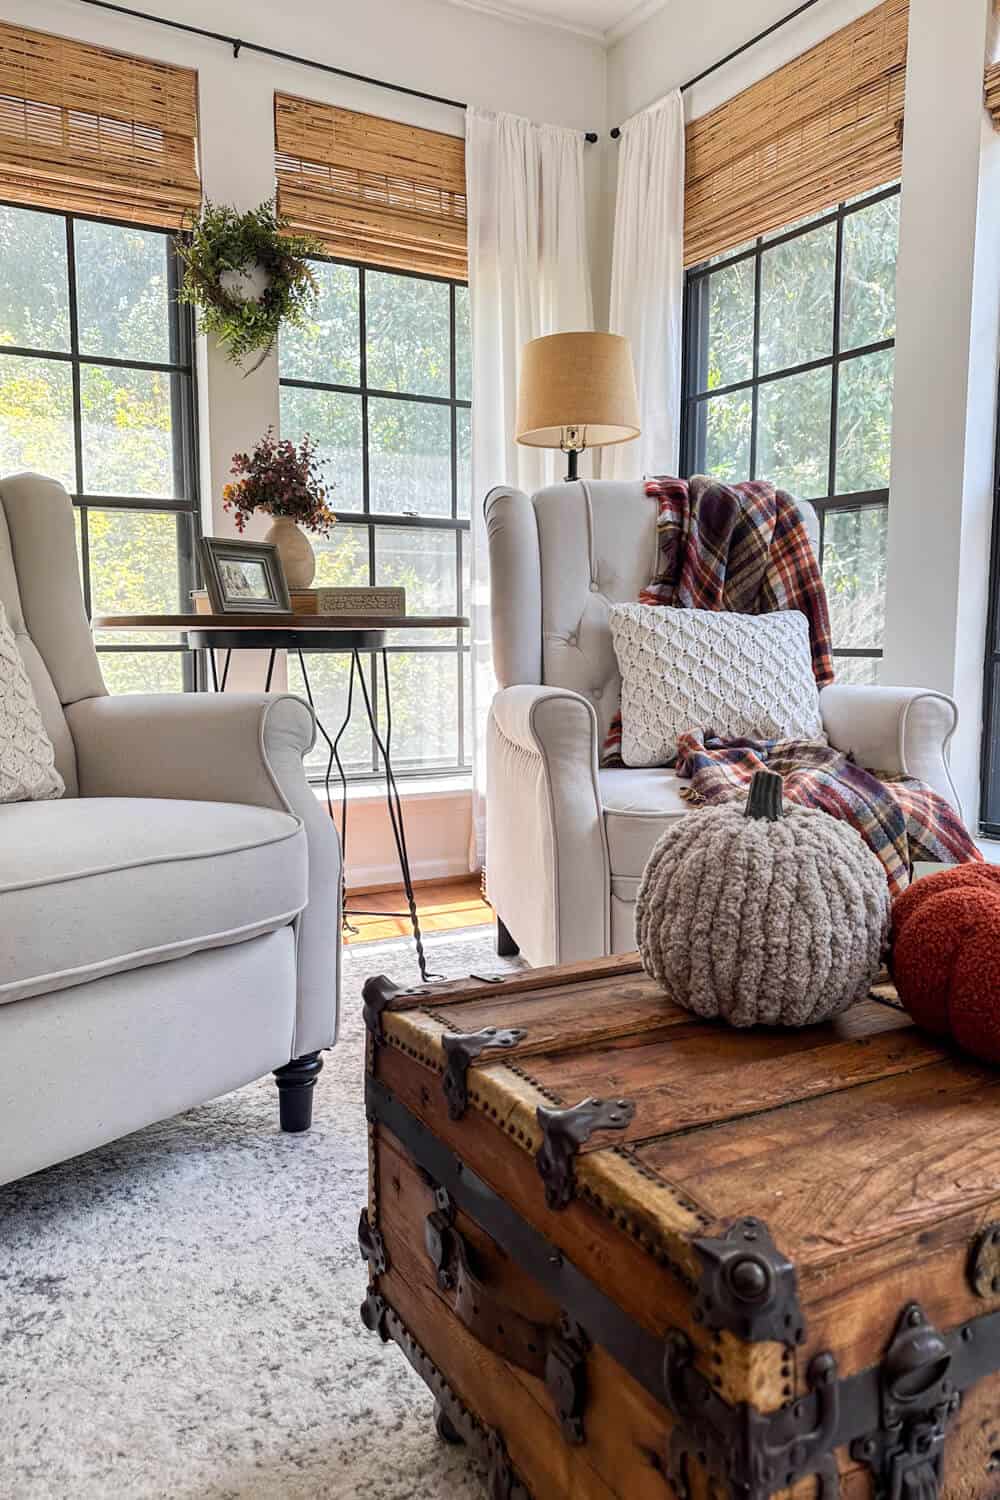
[515,332,640,477]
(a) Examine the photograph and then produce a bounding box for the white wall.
[16,0,605,887]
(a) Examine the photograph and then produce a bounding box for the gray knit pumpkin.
[635,770,891,1027]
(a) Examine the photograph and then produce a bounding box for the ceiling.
[442,0,666,44]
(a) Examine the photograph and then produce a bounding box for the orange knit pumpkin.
[891,864,1000,1061]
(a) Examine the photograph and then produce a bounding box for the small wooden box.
[191,586,405,616]
[360,954,1000,1498]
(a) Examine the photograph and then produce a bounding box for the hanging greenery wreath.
[175,199,323,373]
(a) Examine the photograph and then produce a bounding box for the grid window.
[0,201,199,689]
[682,184,900,682]
[279,259,471,779]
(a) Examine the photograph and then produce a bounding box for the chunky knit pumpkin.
[636,770,891,1027]
[891,862,1000,1060]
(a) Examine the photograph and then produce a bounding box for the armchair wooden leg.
[273,1051,323,1132]
[496,917,520,958]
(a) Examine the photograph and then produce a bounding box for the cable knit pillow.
[0,601,64,802]
[608,605,824,768]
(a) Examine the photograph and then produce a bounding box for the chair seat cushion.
[600,766,690,882]
[0,797,307,1005]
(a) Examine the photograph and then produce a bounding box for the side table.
[92,612,469,984]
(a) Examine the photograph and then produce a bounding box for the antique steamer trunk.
[359,954,1000,1499]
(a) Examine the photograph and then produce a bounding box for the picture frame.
[198,537,292,614]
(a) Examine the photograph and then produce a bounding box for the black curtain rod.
[71,0,600,141]
[610,0,826,137]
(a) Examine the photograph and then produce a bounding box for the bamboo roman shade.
[275,94,467,281]
[684,0,908,267]
[0,22,200,228]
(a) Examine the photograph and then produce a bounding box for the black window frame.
[680,182,901,681]
[279,252,471,783]
[0,198,201,690]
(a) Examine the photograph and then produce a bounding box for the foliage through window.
[279,260,471,778]
[682,185,900,685]
[0,201,198,691]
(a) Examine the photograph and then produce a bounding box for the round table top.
[92,613,468,632]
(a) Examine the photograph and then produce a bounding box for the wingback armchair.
[0,474,341,1187]
[485,479,960,968]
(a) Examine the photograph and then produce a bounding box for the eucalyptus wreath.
[175,199,323,372]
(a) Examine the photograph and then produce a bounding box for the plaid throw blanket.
[603,476,834,763]
[676,732,982,898]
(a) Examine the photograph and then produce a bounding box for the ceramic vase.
[265,516,315,590]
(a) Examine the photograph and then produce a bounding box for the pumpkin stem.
[744,769,784,821]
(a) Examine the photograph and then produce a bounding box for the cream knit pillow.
[608,604,824,768]
[0,601,64,802]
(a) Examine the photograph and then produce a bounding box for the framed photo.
[199,537,291,614]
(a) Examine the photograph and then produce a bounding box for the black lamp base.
[565,448,581,482]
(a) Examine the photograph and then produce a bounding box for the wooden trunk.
[359,954,1000,1500]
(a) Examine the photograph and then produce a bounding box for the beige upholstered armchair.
[0,474,341,1187]
[485,479,960,968]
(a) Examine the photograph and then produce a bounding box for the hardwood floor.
[343,876,492,945]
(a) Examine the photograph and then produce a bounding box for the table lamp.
[515,331,640,481]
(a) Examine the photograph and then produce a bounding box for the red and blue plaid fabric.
[602,476,834,764]
[675,732,982,898]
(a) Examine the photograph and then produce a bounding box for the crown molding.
[438,0,667,45]
[439,0,606,43]
[605,0,667,45]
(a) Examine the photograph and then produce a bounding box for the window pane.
[836,348,894,494]
[822,505,887,651]
[756,366,832,498]
[75,221,171,364]
[366,270,450,397]
[831,655,880,686]
[841,195,898,352]
[381,651,459,770]
[706,239,756,267]
[369,396,451,516]
[457,406,471,517]
[759,223,836,375]
[99,650,185,694]
[311,522,371,588]
[80,365,176,498]
[280,386,363,509]
[279,262,360,386]
[455,284,471,401]
[699,391,752,481]
[287,652,374,776]
[0,205,70,352]
[88,509,181,618]
[0,353,75,489]
[701,260,754,390]
[375,526,457,644]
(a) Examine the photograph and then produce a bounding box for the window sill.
[311,771,472,805]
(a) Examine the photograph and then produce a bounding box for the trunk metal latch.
[851,1304,960,1500]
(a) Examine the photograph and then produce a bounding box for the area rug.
[0,925,524,1499]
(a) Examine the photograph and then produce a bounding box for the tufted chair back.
[0,473,106,794]
[485,479,820,745]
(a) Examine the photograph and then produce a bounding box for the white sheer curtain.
[604,90,685,481]
[465,107,594,869]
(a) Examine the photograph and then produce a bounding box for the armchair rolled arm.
[819,684,960,812]
[486,685,610,967]
[66,692,341,1054]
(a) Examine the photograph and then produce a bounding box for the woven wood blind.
[986,61,1000,129]
[275,94,467,281]
[684,0,908,267]
[0,22,200,228]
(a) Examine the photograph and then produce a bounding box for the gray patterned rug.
[0,925,523,1499]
